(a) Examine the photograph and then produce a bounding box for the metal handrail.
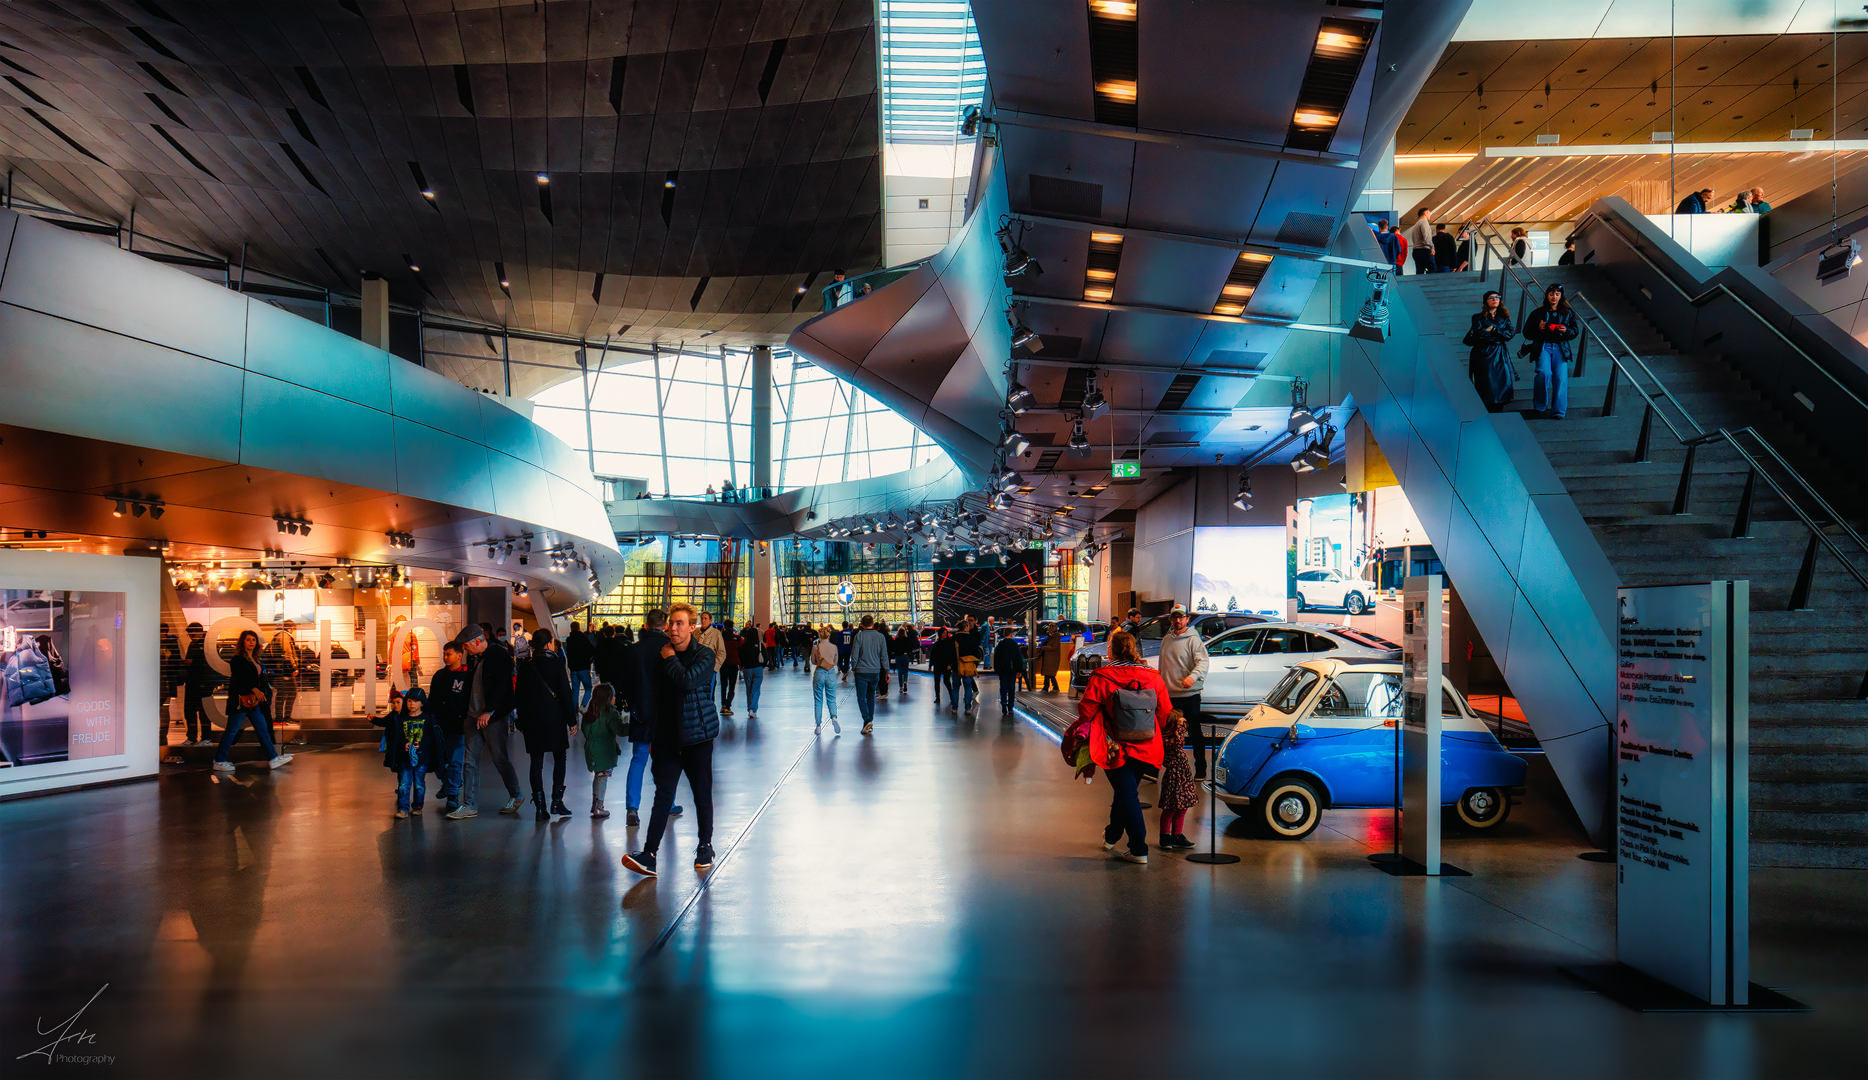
[1464,223,1868,682]
[820,260,929,313]
[1476,222,1701,445]
[1725,427,1868,583]
[1579,211,1868,420]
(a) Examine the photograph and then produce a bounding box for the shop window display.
[2,589,126,768]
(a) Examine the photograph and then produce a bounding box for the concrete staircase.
[1409,266,1868,868]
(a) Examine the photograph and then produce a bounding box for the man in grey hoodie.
[1157,604,1212,778]
[850,614,890,735]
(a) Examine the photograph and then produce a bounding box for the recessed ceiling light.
[664,179,676,188]
[1088,0,1136,18]
[1095,79,1137,103]
[421,189,436,199]
[1241,252,1273,263]
[1293,109,1338,127]
[1086,268,1117,281]
[1213,302,1245,316]
[499,278,510,287]
[536,173,550,184]
[1089,232,1124,244]
[1221,284,1254,298]
[1316,29,1362,49]
[1084,285,1114,302]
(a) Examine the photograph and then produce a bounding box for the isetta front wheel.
[1256,776,1322,840]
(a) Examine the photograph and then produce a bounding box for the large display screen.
[2,589,127,767]
[1190,527,1285,616]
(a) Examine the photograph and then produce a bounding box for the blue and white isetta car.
[1212,657,1528,840]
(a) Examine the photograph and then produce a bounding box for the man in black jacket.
[181,622,221,745]
[930,628,957,709]
[617,610,677,826]
[991,628,1026,713]
[622,602,719,878]
[564,620,596,711]
[454,624,524,816]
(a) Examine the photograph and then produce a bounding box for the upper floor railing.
[821,261,928,312]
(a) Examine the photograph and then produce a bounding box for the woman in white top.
[811,625,841,735]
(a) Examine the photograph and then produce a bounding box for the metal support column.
[751,345,773,498]
[501,331,512,397]
[652,345,672,497]
[720,346,739,490]
[578,347,597,475]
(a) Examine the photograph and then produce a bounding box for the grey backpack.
[1104,677,1157,742]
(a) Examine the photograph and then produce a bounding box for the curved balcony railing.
[820,261,928,312]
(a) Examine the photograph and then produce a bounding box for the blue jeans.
[436,731,464,808]
[894,656,910,692]
[854,672,879,725]
[625,741,652,809]
[1534,342,1568,417]
[214,707,277,762]
[397,766,426,813]
[1104,760,1148,856]
[941,670,959,707]
[813,668,838,724]
[743,666,764,713]
[570,669,594,710]
[962,675,978,712]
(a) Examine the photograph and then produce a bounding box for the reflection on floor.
[1,669,1862,1077]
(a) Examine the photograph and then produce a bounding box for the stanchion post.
[1186,725,1239,865]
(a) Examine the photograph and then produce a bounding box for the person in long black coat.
[1463,290,1517,413]
[515,628,578,820]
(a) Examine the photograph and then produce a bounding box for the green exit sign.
[1112,462,1140,478]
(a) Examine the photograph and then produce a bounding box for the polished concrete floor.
[2,670,1863,1078]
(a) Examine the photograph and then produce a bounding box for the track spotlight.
[1067,415,1091,457]
[149,502,165,519]
[113,499,126,518]
[1233,472,1254,511]
[960,104,981,137]
[1081,373,1108,420]
[1000,428,1030,457]
[1288,378,1318,436]
[995,468,1020,492]
[964,551,977,564]
[1010,320,1041,351]
[998,220,1041,278]
[131,501,146,518]
[1005,380,1034,414]
[1349,268,1393,343]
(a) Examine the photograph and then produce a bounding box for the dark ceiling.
[1404,32,1868,155]
[0,0,882,344]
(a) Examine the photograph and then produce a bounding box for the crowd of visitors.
[359,608,1121,871]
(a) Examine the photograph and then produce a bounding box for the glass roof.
[881,0,985,144]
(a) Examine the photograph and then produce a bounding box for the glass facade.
[578,541,1089,632]
[524,346,949,498]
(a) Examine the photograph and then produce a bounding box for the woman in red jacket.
[1076,630,1172,863]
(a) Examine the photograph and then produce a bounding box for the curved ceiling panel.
[0,210,621,611]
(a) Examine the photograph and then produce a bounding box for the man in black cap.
[454,623,524,816]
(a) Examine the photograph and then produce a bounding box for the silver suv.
[1068,612,1266,691]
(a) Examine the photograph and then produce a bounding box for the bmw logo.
[836,580,856,607]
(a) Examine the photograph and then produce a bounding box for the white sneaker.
[211,760,235,773]
[831,718,841,734]
[749,711,757,719]
[267,754,293,769]
[446,806,478,819]
[1116,850,1148,865]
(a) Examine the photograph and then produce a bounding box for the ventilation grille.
[1056,367,1092,411]
[1035,449,1064,473]
[1028,174,1103,218]
[1083,232,1124,302]
[1275,212,1337,250]
[1155,373,1202,412]
[1016,333,1080,360]
[1284,18,1375,151]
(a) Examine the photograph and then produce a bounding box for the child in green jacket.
[581,682,627,818]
